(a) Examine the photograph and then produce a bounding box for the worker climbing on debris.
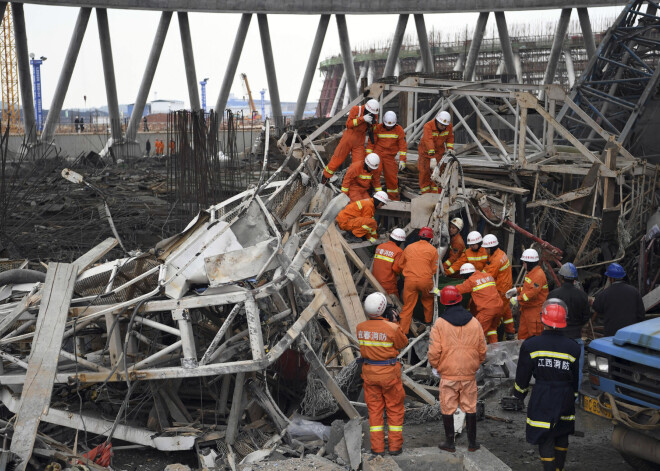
[372,228,406,299]
[482,234,516,341]
[506,248,548,340]
[393,226,438,334]
[453,263,503,343]
[340,153,383,201]
[322,99,380,182]
[447,231,488,276]
[443,217,465,271]
[357,292,408,456]
[428,285,487,453]
[336,191,389,243]
[592,262,645,337]
[366,111,407,200]
[418,110,454,194]
[512,298,581,471]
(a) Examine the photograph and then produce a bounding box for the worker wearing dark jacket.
[513,298,581,471]
[592,263,645,337]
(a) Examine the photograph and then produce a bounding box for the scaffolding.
[0,3,20,133]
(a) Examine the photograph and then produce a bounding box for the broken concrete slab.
[391,446,511,471]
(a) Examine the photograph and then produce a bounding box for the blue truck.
[586,317,660,470]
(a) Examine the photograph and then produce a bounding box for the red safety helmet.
[541,298,568,328]
[419,226,433,239]
[440,286,463,306]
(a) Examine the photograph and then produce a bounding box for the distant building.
[149,99,185,114]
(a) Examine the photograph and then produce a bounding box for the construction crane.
[1,3,20,132]
[239,73,259,120]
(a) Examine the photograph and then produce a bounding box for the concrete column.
[564,50,576,87]
[336,14,358,101]
[178,12,201,111]
[394,59,400,76]
[383,14,408,77]
[367,61,374,85]
[414,14,434,73]
[215,14,251,120]
[415,59,423,73]
[577,8,597,59]
[495,12,517,80]
[453,52,465,72]
[97,8,122,142]
[294,14,329,122]
[40,8,91,144]
[329,71,346,116]
[463,12,489,81]
[543,8,572,86]
[126,11,172,141]
[514,52,523,82]
[258,14,283,127]
[12,3,36,143]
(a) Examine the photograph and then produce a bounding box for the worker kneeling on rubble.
[482,234,516,340]
[366,111,407,200]
[357,292,409,456]
[340,153,383,202]
[428,286,487,453]
[512,298,580,471]
[447,231,488,276]
[506,249,548,340]
[336,191,389,243]
[372,228,406,299]
[418,110,454,194]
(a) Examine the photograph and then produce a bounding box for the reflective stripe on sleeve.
[400,152,407,156]
[560,415,575,421]
[530,351,576,362]
[526,418,551,429]
[428,149,436,155]
[421,186,431,192]
[440,131,449,136]
[374,187,383,192]
[448,267,455,274]
[499,260,510,271]
[503,318,514,324]
[374,254,395,263]
[357,201,363,210]
[522,293,529,301]
[353,118,358,127]
[341,187,349,193]
[514,383,529,394]
[524,277,532,284]
[444,260,452,267]
[324,166,334,175]
[472,281,496,292]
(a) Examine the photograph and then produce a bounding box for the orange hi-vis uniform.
[456,271,504,343]
[373,240,403,296]
[357,317,408,454]
[336,198,378,243]
[447,246,488,275]
[323,104,375,179]
[393,239,439,334]
[484,248,515,334]
[366,123,407,201]
[443,233,466,271]
[340,161,383,202]
[513,265,549,340]
[418,121,454,194]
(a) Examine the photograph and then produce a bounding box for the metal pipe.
[612,425,660,465]
[178,12,201,111]
[495,12,517,81]
[543,8,572,86]
[414,14,434,73]
[577,8,597,59]
[294,14,329,122]
[97,8,122,142]
[199,303,242,365]
[131,340,182,370]
[336,14,358,101]
[215,13,251,121]
[464,12,489,81]
[12,3,36,143]
[384,14,408,77]
[133,315,181,337]
[257,14,283,128]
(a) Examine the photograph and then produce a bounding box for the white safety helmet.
[460,263,476,275]
[373,191,389,205]
[467,231,483,245]
[521,248,540,263]
[365,153,380,170]
[383,111,397,127]
[482,234,499,248]
[391,228,406,242]
[364,292,388,317]
[365,99,379,115]
[450,217,464,232]
[436,110,451,126]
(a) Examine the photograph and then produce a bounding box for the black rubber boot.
[541,458,556,471]
[438,414,456,452]
[466,413,480,451]
[554,447,567,470]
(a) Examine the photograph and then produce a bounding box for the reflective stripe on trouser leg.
[364,382,386,453]
[400,278,434,334]
[383,380,405,452]
[501,294,515,333]
[382,157,400,201]
[418,154,432,194]
[477,308,500,344]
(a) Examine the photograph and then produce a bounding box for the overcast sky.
[22,4,621,110]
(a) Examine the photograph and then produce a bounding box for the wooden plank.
[463,176,529,195]
[643,284,660,311]
[573,221,598,264]
[527,185,595,208]
[73,237,118,272]
[10,263,77,468]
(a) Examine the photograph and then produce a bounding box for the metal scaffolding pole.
[463,12,489,81]
[543,8,572,86]
[97,8,122,142]
[258,14,283,127]
[336,14,358,101]
[126,11,172,141]
[294,14,329,122]
[12,3,36,143]
[383,14,408,77]
[577,8,597,59]
[414,14,434,73]
[178,12,200,111]
[40,8,91,144]
[495,11,517,81]
[215,13,251,121]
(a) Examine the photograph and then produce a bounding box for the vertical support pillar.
[294,14,329,122]
[453,53,465,72]
[384,14,408,77]
[105,312,125,370]
[336,14,358,101]
[97,8,122,143]
[244,295,265,361]
[577,8,597,60]
[414,14,434,73]
[178,12,201,111]
[126,11,172,141]
[543,8,572,86]
[564,50,576,87]
[495,12,517,81]
[172,309,197,368]
[12,3,36,143]
[463,12,489,81]
[257,14,283,128]
[215,14,251,121]
[40,8,91,144]
[226,372,246,446]
[330,71,346,116]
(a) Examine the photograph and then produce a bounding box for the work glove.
[505,332,517,341]
[321,174,329,185]
[399,161,406,171]
[505,288,518,299]
[445,149,456,157]
[432,368,440,378]
[363,114,373,124]
[430,287,440,296]
[510,297,518,307]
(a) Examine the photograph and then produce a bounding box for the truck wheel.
[620,453,660,471]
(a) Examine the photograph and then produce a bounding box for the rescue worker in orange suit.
[393,227,438,334]
[336,191,389,244]
[418,110,454,194]
[447,231,488,276]
[482,234,516,341]
[322,99,380,182]
[428,286,487,453]
[372,228,406,299]
[506,248,549,340]
[512,298,580,471]
[357,292,408,456]
[366,111,407,201]
[340,153,383,202]
[453,263,503,343]
[443,218,465,271]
